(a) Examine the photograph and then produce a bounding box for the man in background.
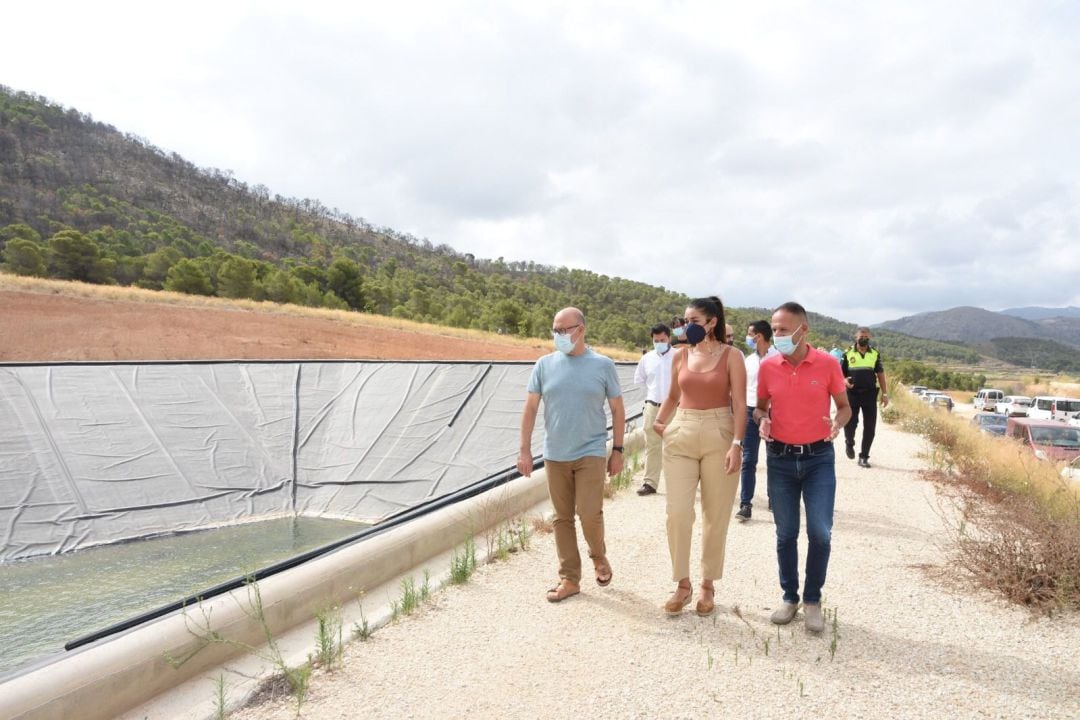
[517,307,625,603]
[735,320,779,521]
[634,323,674,496]
[841,327,889,468]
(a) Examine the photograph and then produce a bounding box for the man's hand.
[823,416,843,441]
[880,392,890,408]
[758,416,772,442]
[607,451,624,478]
[516,450,534,478]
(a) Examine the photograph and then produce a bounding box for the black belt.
[645,400,661,407]
[767,439,832,455]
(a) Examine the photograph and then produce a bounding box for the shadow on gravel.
[835,619,1080,707]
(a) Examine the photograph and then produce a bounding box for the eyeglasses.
[552,324,581,335]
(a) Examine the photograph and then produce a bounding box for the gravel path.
[232,417,1080,720]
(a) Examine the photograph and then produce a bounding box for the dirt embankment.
[0,289,550,363]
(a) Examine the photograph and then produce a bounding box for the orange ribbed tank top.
[677,349,732,410]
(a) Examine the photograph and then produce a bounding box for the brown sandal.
[546,579,581,603]
[595,563,613,587]
[696,584,716,616]
[664,581,693,616]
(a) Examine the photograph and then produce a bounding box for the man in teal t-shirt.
[517,307,625,604]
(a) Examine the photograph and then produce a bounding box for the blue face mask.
[673,327,685,338]
[745,336,756,351]
[773,327,802,356]
[553,331,576,354]
[653,341,670,354]
[683,322,707,345]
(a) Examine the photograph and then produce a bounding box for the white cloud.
[3,0,1079,324]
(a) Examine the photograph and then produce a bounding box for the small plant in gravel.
[352,596,372,641]
[531,513,554,535]
[829,607,840,661]
[211,673,228,720]
[166,578,313,716]
[313,605,343,670]
[450,536,478,584]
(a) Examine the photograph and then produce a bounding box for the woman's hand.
[652,421,666,437]
[724,444,742,475]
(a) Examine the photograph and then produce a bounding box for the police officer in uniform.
[841,327,889,468]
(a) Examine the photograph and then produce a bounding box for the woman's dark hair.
[688,296,726,342]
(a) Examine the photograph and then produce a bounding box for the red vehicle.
[1006,418,1080,462]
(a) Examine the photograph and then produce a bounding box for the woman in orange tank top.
[652,296,747,616]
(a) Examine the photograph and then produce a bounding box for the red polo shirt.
[757,343,846,444]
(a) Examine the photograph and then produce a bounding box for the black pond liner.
[64,407,643,652]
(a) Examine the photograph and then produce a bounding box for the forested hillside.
[0,85,993,362]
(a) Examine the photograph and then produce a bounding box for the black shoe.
[845,445,855,459]
[636,483,657,496]
[736,503,752,521]
[858,457,871,468]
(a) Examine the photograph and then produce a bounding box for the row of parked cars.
[908,386,954,411]
[967,388,1080,481]
[971,388,1080,422]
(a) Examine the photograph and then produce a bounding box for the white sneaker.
[804,603,825,632]
[770,601,799,625]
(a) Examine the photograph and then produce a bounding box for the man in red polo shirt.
[753,301,851,633]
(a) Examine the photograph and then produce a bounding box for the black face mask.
[857,338,870,348]
[684,323,707,345]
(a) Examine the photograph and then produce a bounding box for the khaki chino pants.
[663,408,739,581]
[545,456,608,584]
[642,402,664,489]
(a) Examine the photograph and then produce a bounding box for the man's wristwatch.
[611,445,623,453]
[731,438,743,447]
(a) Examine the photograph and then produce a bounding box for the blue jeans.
[766,444,836,605]
[739,414,762,506]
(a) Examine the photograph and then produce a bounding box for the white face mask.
[553,331,576,354]
[773,327,803,356]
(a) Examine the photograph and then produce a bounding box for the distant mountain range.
[876,306,1080,372]
[1001,306,1080,321]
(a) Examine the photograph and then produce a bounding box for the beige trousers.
[663,408,739,581]
[545,456,608,584]
[642,402,664,489]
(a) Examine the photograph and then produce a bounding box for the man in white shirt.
[736,320,780,520]
[633,323,674,495]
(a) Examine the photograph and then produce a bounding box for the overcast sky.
[4,1,1079,324]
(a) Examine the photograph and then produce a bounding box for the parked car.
[973,388,1005,412]
[972,413,1007,436]
[1006,417,1080,462]
[931,394,954,411]
[1027,396,1078,421]
[1052,397,1080,422]
[921,390,943,403]
[909,385,928,396]
[997,395,1032,417]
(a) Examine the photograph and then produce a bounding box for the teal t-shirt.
[527,348,622,461]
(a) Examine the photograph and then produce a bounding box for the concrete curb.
[3,474,549,720]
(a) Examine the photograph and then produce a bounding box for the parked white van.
[1052,397,1080,422]
[1029,396,1063,421]
[973,389,1005,412]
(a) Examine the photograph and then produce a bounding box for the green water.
[0,516,367,676]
